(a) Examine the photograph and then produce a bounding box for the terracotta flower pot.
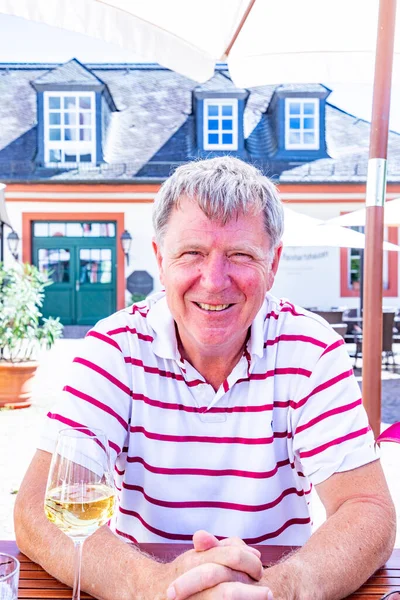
[0,361,39,409]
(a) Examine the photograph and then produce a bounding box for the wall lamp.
[120,229,132,265]
[7,230,19,260]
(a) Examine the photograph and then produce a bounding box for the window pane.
[222,119,232,131]
[289,102,301,114]
[208,133,219,144]
[49,97,60,109]
[79,96,91,109]
[65,153,77,162]
[289,118,300,130]
[79,128,92,141]
[222,105,233,116]
[38,248,70,283]
[89,223,101,237]
[64,96,76,109]
[79,112,92,125]
[303,132,315,144]
[49,128,61,141]
[304,103,315,114]
[34,223,49,237]
[64,128,77,141]
[304,118,315,130]
[64,113,77,125]
[289,131,301,144]
[101,249,112,261]
[66,223,83,237]
[208,119,218,131]
[208,105,219,116]
[49,223,66,237]
[80,153,92,162]
[222,133,233,145]
[49,113,61,125]
[100,223,115,237]
[49,149,62,162]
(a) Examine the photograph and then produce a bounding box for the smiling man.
[15,156,395,600]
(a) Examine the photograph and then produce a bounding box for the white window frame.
[44,91,96,166]
[203,98,238,151]
[284,98,319,150]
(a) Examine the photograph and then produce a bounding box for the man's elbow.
[14,490,42,561]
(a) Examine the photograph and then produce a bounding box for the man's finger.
[166,563,250,599]
[187,581,273,599]
[219,536,262,558]
[192,530,220,552]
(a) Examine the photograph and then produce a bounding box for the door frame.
[22,212,126,312]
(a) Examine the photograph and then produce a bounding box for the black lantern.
[7,230,20,260]
[0,183,13,263]
[120,229,132,265]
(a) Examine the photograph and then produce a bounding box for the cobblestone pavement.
[1,340,400,545]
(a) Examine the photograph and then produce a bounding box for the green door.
[33,221,117,326]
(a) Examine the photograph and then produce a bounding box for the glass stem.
[72,539,84,600]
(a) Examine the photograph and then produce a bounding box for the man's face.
[153,196,282,362]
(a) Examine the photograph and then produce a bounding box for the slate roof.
[0,60,399,183]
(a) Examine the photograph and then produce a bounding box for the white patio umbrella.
[0,0,396,435]
[328,198,400,227]
[0,0,399,89]
[283,207,400,250]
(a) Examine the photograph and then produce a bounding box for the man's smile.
[194,302,233,312]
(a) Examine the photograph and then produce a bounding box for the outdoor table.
[1,540,400,599]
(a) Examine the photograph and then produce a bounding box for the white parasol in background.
[328,198,400,228]
[283,207,400,250]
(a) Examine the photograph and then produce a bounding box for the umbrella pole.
[362,0,396,439]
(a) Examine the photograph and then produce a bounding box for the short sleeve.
[38,322,132,465]
[290,337,378,486]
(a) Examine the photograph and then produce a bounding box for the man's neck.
[177,329,250,392]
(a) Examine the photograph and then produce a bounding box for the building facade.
[1,60,400,324]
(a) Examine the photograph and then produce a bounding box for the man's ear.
[267,242,283,289]
[152,237,165,286]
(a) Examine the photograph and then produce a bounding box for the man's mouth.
[195,302,232,311]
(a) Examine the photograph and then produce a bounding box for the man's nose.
[200,254,230,290]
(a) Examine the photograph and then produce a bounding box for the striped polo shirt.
[39,291,377,546]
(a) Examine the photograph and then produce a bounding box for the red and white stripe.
[38,292,377,546]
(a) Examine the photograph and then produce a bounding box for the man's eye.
[184,251,200,256]
[233,252,251,258]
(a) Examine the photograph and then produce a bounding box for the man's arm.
[168,460,395,600]
[14,450,265,600]
[259,459,396,600]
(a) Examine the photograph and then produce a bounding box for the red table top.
[1,540,399,599]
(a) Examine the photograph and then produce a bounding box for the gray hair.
[152,156,284,253]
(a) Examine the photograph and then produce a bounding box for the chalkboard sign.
[127,270,154,296]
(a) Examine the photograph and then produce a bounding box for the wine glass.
[44,427,116,600]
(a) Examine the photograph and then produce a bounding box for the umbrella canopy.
[328,198,400,227]
[283,207,400,250]
[0,0,399,88]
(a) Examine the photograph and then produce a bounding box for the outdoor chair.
[312,310,344,324]
[331,323,348,338]
[352,311,396,370]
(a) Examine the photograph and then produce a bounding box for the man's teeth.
[197,303,230,311]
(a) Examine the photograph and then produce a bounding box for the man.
[15,156,395,599]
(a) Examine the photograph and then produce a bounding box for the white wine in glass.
[44,427,116,600]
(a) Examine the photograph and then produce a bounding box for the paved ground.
[1,340,400,545]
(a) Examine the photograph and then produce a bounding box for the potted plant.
[0,262,63,409]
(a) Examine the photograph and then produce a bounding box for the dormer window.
[44,91,96,165]
[203,98,238,151]
[284,98,319,150]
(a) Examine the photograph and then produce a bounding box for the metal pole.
[362,0,396,439]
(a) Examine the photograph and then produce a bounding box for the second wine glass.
[44,427,116,600]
